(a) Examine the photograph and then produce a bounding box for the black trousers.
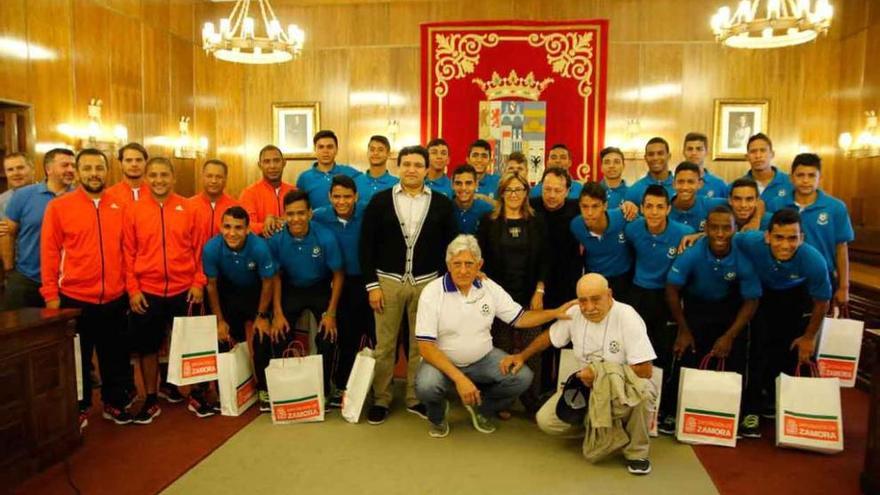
[61,294,130,410]
[664,293,748,416]
[334,274,375,389]
[2,270,43,310]
[129,292,190,355]
[607,272,633,306]
[217,279,262,344]
[631,285,677,417]
[745,284,812,415]
[253,280,336,396]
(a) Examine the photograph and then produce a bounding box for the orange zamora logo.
[682,409,736,440]
[817,354,856,380]
[182,352,218,379]
[236,376,257,407]
[783,411,840,442]
[272,395,321,422]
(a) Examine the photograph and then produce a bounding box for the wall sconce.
[173,116,208,159]
[839,111,880,158]
[57,99,128,152]
[606,119,644,160]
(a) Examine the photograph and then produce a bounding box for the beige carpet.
[163,401,717,495]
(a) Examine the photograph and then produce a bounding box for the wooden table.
[0,308,81,488]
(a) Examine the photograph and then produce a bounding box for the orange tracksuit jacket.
[40,187,126,304]
[239,179,295,235]
[187,192,240,240]
[105,181,145,208]
[123,193,207,298]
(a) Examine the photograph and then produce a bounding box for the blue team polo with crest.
[667,236,762,301]
[453,198,494,235]
[742,166,793,203]
[477,173,501,199]
[425,174,453,199]
[268,221,343,288]
[312,205,364,276]
[733,230,832,300]
[354,170,399,208]
[699,169,729,199]
[569,208,633,278]
[765,190,854,274]
[202,233,277,288]
[296,162,362,210]
[624,173,676,205]
[601,179,629,209]
[624,217,694,289]
[670,196,728,232]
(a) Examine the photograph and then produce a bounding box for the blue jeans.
[415,348,534,425]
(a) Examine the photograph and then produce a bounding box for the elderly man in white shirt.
[414,234,576,438]
[501,273,657,475]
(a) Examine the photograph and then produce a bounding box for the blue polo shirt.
[425,174,453,198]
[742,166,793,202]
[312,205,364,276]
[733,230,832,300]
[529,180,583,200]
[477,173,501,199]
[5,182,69,282]
[699,169,729,198]
[453,199,494,235]
[624,218,694,290]
[354,170,398,208]
[268,222,343,288]
[624,173,675,205]
[766,191,854,273]
[670,196,728,232]
[601,179,629,209]
[202,233,276,288]
[667,237,762,301]
[570,208,633,278]
[296,163,362,210]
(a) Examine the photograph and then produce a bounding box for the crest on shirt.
[699,220,707,231]
[778,189,786,197]
[175,204,184,211]
[706,190,715,198]
[789,273,800,280]
[312,246,322,257]
[666,247,677,259]
[480,303,490,316]
[608,340,620,354]
[724,271,737,281]
[817,212,829,226]
[247,261,256,271]
[617,232,626,244]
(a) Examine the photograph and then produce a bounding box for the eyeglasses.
[503,187,527,195]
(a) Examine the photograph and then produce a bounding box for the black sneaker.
[158,384,185,404]
[406,403,428,420]
[125,389,138,410]
[739,414,761,439]
[367,405,389,425]
[102,405,134,425]
[657,415,676,435]
[328,391,344,409]
[133,401,162,425]
[761,405,776,420]
[627,458,652,475]
[187,395,216,419]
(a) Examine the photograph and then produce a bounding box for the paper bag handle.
[186,302,206,317]
[699,354,726,371]
[794,362,820,377]
[282,339,307,358]
[359,335,374,351]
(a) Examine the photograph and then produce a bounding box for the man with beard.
[240,145,295,237]
[296,130,361,210]
[106,142,148,206]
[41,148,133,430]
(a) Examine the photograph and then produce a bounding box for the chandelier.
[202,0,305,64]
[710,0,833,49]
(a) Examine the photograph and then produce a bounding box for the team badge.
[480,303,490,316]
[707,191,715,198]
[724,272,736,281]
[778,189,786,197]
[817,212,829,226]
[667,247,677,259]
[699,220,707,231]
[312,246,322,257]
[618,232,626,243]
[608,341,620,354]
[247,261,256,270]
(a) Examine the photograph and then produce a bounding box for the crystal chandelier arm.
[262,0,287,42]
[227,0,246,37]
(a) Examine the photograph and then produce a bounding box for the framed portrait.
[712,99,769,160]
[272,102,320,159]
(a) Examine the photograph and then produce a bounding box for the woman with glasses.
[476,172,550,418]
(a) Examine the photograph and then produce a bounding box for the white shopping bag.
[557,349,581,391]
[776,370,844,454]
[74,334,83,401]
[167,315,219,386]
[648,366,663,437]
[816,317,864,388]
[217,343,258,416]
[342,348,376,423]
[266,354,325,424]
[676,358,742,447]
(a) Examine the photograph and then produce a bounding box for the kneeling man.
[503,273,657,475]
[415,234,575,438]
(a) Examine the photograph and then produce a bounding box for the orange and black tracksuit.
[187,192,239,243]
[239,179,295,235]
[40,187,130,409]
[124,193,207,355]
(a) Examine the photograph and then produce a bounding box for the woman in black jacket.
[476,172,550,417]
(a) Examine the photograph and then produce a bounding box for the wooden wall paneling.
[242,61,293,186]
[108,10,144,183]
[636,42,683,155]
[0,0,30,104]
[143,0,170,33]
[387,1,430,46]
[141,25,172,158]
[309,3,389,49]
[387,46,420,175]
[192,48,217,193]
[347,48,391,169]
[105,0,143,18]
[169,0,194,43]
[26,0,75,157]
[211,57,247,197]
[170,35,195,196]
[73,0,112,118]
[834,31,866,224]
[797,41,840,191]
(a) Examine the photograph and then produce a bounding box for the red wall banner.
[420,20,609,181]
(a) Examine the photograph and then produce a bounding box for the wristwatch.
[256,311,271,319]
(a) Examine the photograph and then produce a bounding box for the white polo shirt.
[416,273,524,367]
[549,301,656,367]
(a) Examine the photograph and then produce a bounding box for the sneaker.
[125,389,138,410]
[212,402,222,413]
[739,414,761,439]
[133,401,162,425]
[627,458,652,475]
[158,384,185,404]
[658,415,676,435]
[78,412,89,433]
[406,403,428,420]
[429,420,450,438]
[258,391,271,413]
[187,396,217,419]
[761,405,776,420]
[367,405,389,425]
[463,404,496,434]
[102,405,134,425]
[328,391,344,409]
